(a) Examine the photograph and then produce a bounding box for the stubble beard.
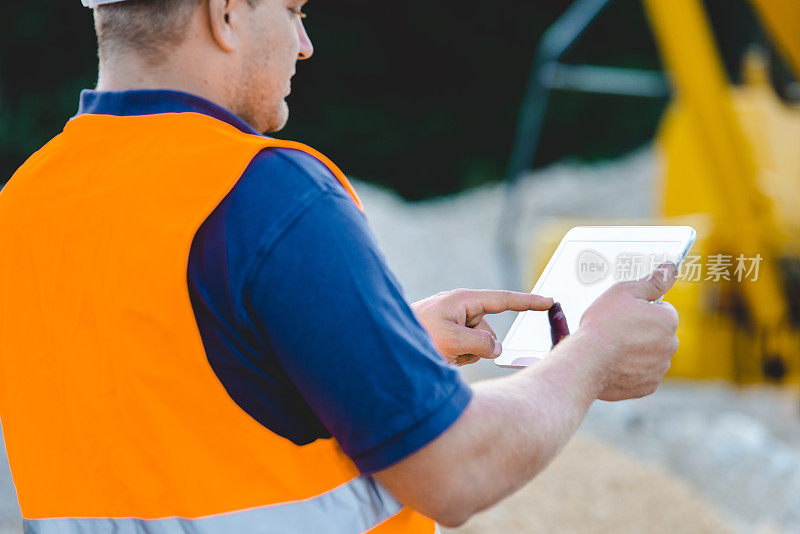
[234,85,290,134]
[236,42,290,133]
[266,99,290,133]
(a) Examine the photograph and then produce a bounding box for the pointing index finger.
[474,290,554,315]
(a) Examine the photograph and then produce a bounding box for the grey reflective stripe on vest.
[23,476,404,534]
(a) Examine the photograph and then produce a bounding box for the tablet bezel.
[495,225,697,368]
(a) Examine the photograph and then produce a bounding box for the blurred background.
[1,0,800,532]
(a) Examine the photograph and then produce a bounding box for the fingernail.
[493,340,503,356]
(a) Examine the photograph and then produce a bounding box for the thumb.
[626,262,678,301]
[444,323,502,359]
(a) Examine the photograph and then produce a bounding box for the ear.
[207,0,245,52]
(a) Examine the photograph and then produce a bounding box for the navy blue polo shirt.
[77,89,472,474]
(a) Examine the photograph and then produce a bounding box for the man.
[0,0,679,532]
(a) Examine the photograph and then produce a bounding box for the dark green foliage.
[0,1,97,187]
[1,0,669,199]
[283,0,666,199]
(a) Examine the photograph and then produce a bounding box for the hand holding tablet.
[496,226,696,368]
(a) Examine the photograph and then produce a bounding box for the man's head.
[94,0,313,133]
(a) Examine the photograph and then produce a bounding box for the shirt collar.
[76,89,263,136]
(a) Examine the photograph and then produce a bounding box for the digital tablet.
[495,226,696,368]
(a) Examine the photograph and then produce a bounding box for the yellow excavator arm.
[645,0,800,382]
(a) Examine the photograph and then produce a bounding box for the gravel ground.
[580,382,800,533]
[443,436,737,534]
[0,148,797,533]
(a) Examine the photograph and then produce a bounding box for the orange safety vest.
[0,111,436,533]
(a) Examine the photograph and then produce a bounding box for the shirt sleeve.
[241,187,472,474]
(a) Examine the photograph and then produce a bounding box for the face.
[235,0,313,133]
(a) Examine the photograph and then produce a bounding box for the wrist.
[547,329,609,401]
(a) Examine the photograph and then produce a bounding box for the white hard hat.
[81,0,128,7]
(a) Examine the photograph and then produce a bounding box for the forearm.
[375,330,604,526]
[451,330,602,515]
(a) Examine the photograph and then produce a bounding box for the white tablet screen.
[504,240,685,353]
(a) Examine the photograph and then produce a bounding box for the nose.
[297,19,313,60]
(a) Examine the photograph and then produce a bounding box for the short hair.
[95,0,203,64]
